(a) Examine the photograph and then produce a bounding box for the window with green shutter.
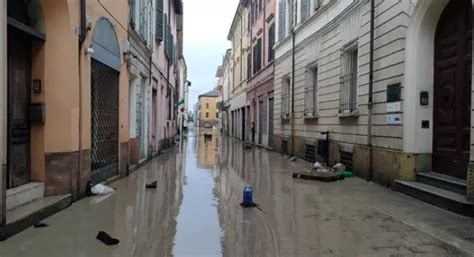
[155,0,163,41]
[268,23,275,62]
[130,0,137,28]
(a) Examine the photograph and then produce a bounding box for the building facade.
[228,1,250,141]
[150,0,183,155]
[216,49,232,135]
[272,0,473,212]
[1,0,185,239]
[198,90,220,128]
[128,0,153,168]
[246,0,276,147]
[177,58,189,135]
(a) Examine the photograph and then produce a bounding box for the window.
[206,103,209,109]
[155,0,164,41]
[130,0,137,28]
[206,112,209,118]
[216,112,219,119]
[247,53,252,79]
[268,23,275,62]
[340,44,358,112]
[253,38,262,74]
[167,87,172,120]
[282,77,291,117]
[288,0,294,32]
[259,0,263,12]
[301,0,310,22]
[278,0,286,41]
[305,66,318,115]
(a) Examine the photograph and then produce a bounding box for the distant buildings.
[198,89,220,128]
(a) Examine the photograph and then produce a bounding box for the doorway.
[7,29,32,188]
[432,0,472,179]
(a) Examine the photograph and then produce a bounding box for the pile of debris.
[292,162,353,182]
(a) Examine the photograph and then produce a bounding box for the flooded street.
[1,129,474,257]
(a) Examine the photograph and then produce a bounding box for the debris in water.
[96,231,120,245]
[146,181,158,189]
[289,156,298,162]
[34,221,49,228]
[90,183,115,195]
[293,171,343,182]
[240,186,257,208]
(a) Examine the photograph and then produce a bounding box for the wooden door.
[7,30,32,188]
[433,0,472,179]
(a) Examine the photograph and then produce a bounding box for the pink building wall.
[150,0,180,154]
[246,0,276,146]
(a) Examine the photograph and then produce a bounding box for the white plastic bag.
[91,183,115,195]
[313,162,323,169]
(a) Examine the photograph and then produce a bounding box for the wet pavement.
[1,129,474,257]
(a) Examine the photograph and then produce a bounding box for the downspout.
[290,0,297,156]
[0,0,6,228]
[367,0,374,181]
[77,0,86,199]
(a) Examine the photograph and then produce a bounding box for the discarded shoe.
[34,221,49,228]
[146,181,157,189]
[96,231,120,245]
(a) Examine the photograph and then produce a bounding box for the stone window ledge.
[338,110,359,118]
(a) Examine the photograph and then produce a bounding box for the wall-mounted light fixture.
[33,79,42,94]
[420,91,429,106]
[85,47,95,55]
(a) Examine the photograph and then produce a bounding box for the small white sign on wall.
[386,102,401,113]
[386,114,402,125]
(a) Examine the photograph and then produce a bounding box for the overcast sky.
[183,0,239,109]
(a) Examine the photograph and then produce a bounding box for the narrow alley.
[0,130,473,257]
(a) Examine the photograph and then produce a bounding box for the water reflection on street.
[0,128,472,257]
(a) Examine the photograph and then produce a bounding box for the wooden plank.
[292,172,343,182]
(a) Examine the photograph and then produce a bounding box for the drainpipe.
[367,0,375,181]
[290,0,297,156]
[77,0,87,199]
[1,0,6,228]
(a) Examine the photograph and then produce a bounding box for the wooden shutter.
[268,23,275,61]
[278,0,286,41]
[301,0,309,22]
[155,0,163,41]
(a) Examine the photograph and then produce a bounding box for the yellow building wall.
[199,96,219,127]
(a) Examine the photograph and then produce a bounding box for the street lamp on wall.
[420,91,429,106]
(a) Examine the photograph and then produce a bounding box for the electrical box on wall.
[29,103,45,123]
[387,83,401,103]
[33,79,41,94]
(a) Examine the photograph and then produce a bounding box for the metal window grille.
[90,60,119,184]
[340,46,358,112]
